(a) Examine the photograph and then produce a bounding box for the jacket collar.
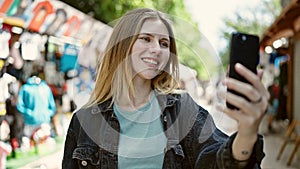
[89,90,180,115]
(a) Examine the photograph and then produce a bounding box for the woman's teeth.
[142,58,158,65]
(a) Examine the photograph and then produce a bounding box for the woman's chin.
[136,71,160,80]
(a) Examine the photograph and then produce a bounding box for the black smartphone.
[226,32,260,110]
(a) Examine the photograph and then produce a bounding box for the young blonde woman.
[62,8,269,169]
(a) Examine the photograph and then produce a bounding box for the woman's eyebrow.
[139,33,169,40]
[160,37,170,41]
[138,33,153,37]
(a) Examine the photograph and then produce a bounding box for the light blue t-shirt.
[114,92,167,169]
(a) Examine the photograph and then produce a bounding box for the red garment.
[63,15,81,36]
[273,84,279,98]
[0,0,14,14]
[28,1,54,32]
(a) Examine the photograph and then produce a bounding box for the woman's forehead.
[139,19,169,37]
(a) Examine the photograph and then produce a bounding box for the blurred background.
[0,0,299,168]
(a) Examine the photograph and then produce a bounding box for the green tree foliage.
[219,0,282,69]
[60,0,189,26]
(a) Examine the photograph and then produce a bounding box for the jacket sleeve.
[215,132,265,169]
[16,86,32,116]
[46,85,56,116]
[179,93,265,169]
[62,113,79,169]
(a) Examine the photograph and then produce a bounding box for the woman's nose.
[148,41,161,54]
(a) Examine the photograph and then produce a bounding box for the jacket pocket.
[164,144,185,168]
[172,144,185,160]
[72,146,101,168]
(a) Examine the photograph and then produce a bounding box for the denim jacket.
[62,92,265,169]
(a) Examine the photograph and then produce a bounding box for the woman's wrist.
[232,133,258,161]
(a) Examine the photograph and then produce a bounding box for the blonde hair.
[85,8,179,107]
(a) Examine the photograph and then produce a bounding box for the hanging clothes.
[16,76,56,126]
[59,43,79,73]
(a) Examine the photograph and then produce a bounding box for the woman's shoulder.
[69,104,103,127]
[69,105,95,122]
[173,90,208,114]
[171,90,195,102]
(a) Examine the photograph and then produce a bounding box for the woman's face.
[130,18,170,80]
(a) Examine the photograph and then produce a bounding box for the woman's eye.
[160,41,169,48]
[139,36,151,42]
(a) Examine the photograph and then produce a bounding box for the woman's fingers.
[257,69,270,100]
[257,69,264,80]
[224,63,270,118]
[234,63,261,89]
[225,91,261,117]
[234,63,269,100]
[226,77,261,103]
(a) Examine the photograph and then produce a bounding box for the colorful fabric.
[16,76,56,125]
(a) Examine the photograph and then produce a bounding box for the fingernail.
[235,63,242,68]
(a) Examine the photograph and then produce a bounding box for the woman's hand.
[224,63,269,136]
[217,63,270,161]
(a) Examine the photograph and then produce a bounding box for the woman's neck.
[117,78,153,111]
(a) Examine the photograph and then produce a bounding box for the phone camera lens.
[242,35,247,41]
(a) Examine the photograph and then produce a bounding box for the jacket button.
[92,108,98,114]
[81,160,87,166]
[163,116,167,122]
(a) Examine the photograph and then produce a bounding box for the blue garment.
[59,44,79,73]
[267,99,279,115]
[17,76,56,125]
[114,93,167,169]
